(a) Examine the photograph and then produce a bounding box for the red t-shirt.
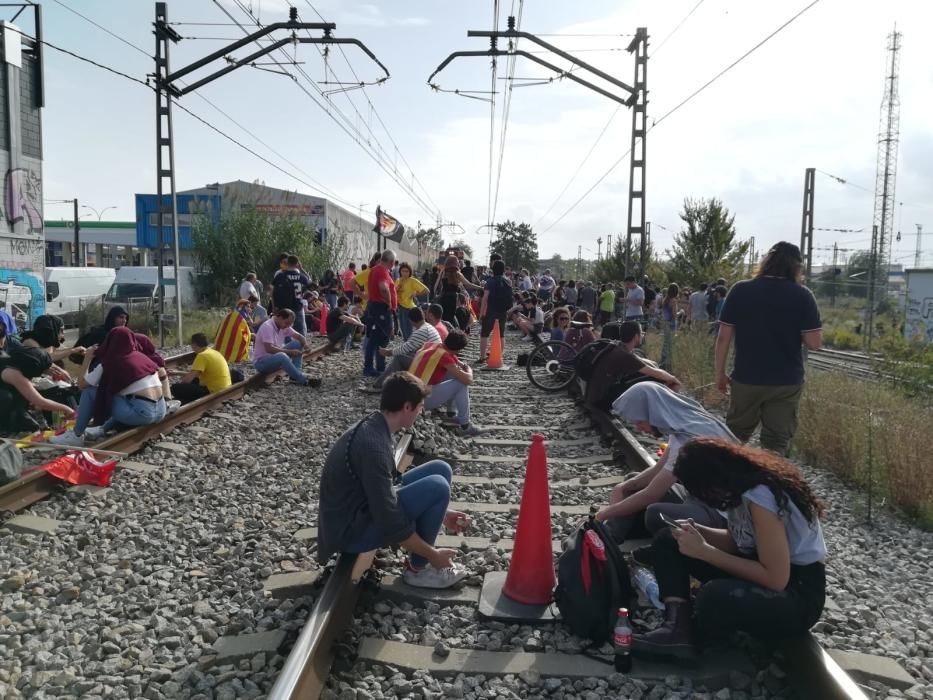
[367,264,398,309]
[410,341,457,385]
[434,321,449,340]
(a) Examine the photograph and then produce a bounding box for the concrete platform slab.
[356,638,750,688]
[454,454,615,465]
[828,650,915,690]
[293,527,317,542]
[377,575,480,606]
[67,484,109,497]
[211,630,286,663]
[472,437,594,448]
[153,442,188,454]
[262,571,321,599]
[119,460,159,474]
[4,514,61,534]
[453,474,618,489]
[449,501,589,515]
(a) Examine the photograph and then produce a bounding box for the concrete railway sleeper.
[267,333,878,700]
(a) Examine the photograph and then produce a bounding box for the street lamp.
[81,205,117,221]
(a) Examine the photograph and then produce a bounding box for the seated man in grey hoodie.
[594,382,738,543]
[363,306,441,392]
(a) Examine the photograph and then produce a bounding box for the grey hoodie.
[611,382,737,443]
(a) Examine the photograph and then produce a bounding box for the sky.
[27,0,933,269]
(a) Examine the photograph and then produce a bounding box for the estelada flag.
[214,309,251,363]
[373,206,406,243]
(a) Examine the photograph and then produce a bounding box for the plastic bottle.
[633,566,664,610]
[613,607,632,672]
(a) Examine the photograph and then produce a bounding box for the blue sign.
[135,194,221,249]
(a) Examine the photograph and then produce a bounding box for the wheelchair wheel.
[526,340,578,392]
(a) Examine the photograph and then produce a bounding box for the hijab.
[92,327,160,423]
[71,305,129,363]
[611,382,737,442]
[133,332,165,368]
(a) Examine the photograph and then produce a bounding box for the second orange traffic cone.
[318,303,329,337]
[482,319,509,371]
[502,433,555,605]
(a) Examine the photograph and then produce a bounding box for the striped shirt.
[409,341,456,385]
[391,322,441,359]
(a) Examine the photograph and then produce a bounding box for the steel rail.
[583,383,868,700]
[267,434,412,700]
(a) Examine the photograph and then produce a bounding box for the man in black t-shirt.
[272,255,311,335]
[324,297,363,352]
[716,242,821,455]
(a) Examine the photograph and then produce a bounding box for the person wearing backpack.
[593,383,737,543]
[476,259,513,365]
[634,438,826,657]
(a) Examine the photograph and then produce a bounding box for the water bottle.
[613,608,632,672]
[633,566,664,610]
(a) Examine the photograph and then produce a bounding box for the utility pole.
[748,236,756,276]
[577,245,582,278]
[607,234,612,259]
[597,237,602,262]
[152,2,389,346]
[800,167,815,282]
[831,242,838,307]
[915,224,923,269]
[626,27,649,280]
[72,198,81,266]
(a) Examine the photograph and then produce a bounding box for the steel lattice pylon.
[871,28,901,295]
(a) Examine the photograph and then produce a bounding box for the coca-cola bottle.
[613,607,632,672]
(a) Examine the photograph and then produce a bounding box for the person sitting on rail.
[584,321,683,411]
[592,382,738,543]
[169,333,233,405]
[409,329,484,437]
[324,296,365,353]
[634,438,826,657]
[252,309,319,387]
[68,305,128,364]
[563,310,597,353]
[248,294,268,332]
[0,325,74,435]
[549,307,572,342]
[79,327,167,441]
[363,306,441,393]
[509,293,545,342]
[132,332,181,414]
[317,371,470,589]
[424,302,448,341]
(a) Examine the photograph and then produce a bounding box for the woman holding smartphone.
[635,437,826,657]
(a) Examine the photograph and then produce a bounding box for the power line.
[533,0,707,231]
[541,0,824,234]
[486,0,500,230]
[490,0,524,228]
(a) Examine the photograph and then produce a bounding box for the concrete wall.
[0,23,44,329]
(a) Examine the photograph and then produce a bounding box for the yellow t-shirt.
[353,269,371,310]
[396,276,429,309]
[192,347,232,393]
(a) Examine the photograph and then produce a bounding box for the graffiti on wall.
[0,236,44,328]
[3,167,43,236]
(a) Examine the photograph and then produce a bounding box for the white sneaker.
[402,563,468,589]
[165,400,182,415]
[83,426,107,442]
[48,429,85,447]
[519,335,532,342]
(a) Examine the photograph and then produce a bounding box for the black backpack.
[574,339,614,382]
[554,517,635,643]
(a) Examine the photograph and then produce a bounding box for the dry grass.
[640,324,933,527]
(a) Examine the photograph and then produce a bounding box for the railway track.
[0,342,330,516]
[268,334,868,700]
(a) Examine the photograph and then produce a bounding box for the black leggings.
[172,380,210,405]
[651,527,826,642]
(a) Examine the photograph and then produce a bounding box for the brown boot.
[633,600,695,658]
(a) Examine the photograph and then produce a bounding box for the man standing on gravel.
[317,372,470,589]
[715,242,821,455]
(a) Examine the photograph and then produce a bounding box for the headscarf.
[611,382,737,442]
[92,327,160,423]
[133,332,165,368]
[71,305,129,363]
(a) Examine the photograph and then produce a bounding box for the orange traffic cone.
[318,303,329,337]
[481,319,509,371]
[502,434,555,605]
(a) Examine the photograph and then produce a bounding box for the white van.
[104,266,197,309]
[45,267,116,322]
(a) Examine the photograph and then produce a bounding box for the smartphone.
[659,512,684,530]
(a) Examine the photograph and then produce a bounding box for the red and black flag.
[373,206,406,243]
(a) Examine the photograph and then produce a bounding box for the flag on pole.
[374,206,406,243]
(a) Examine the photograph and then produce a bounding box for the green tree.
[593,237,665,286]
[666,198,751,286]
[490,220,539,272]
[448,238,474,260]
[192,210,322,305]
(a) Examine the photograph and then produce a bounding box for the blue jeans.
[325,293,338,310]
[292,309,307,336]
[255,339,306,383]
[424,379,471,426]
[364,327,390,375]
[74,386,97,435]
[398,308,414,340]
[102,394,166,432]
[346,460,452,567]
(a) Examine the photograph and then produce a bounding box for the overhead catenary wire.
[541,0,824,234]
[50,0,356,208]
[486,0,500,232]
[532,0,707,231]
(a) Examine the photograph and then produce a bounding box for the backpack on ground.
[554,517,636,643]
[573,339,615,382]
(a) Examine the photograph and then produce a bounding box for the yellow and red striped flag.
[214,310,251,363]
